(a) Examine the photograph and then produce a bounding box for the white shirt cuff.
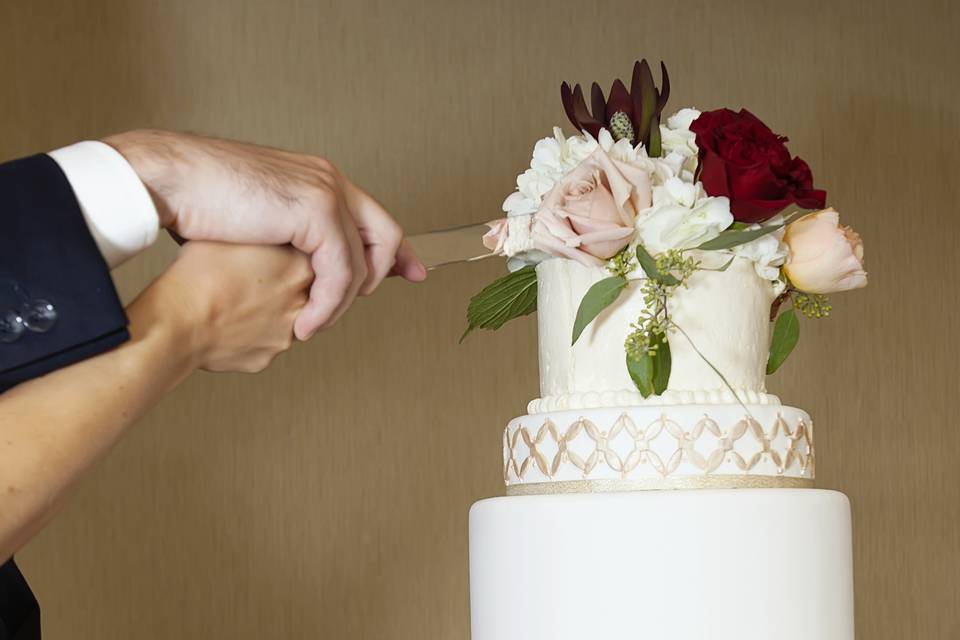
[48,141,159,269]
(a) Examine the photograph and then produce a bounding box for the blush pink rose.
[531,148,652,266]
[783,208,867,293]
[482,218,509,253]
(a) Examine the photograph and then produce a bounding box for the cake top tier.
[530,255,777,413]
[461,59,867,405]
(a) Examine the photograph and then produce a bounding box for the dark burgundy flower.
[561,60,670,156]
[690,108,826,223]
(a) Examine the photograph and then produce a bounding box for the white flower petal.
[667,107,702,131]
[732,218,788,283]
[503,191,537,217]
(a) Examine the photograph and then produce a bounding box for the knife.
[406,221,499,270]
[171,220,504,271]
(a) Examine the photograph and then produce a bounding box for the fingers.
[339,176,426,294]
[322,204,368,327]
[290,193,357,340]
[289,249,316,291]
[389,238,428,282]
[285,162,426,339]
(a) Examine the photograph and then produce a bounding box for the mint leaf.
[696,223,784,251]
[626,350,655,398]
[636,244,679,285]
[766,308,800,374]
[461,266,537,342]
[652,335,671,394]
[571,276,628,345]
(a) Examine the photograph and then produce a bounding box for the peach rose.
[531,148,651,266]
[783,208,867,293]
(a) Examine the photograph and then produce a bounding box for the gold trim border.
[504,412,815,487]
[505,475,815,495]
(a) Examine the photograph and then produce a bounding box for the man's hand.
[103,130,427,340]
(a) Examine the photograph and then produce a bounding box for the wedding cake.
[464,61,866,640]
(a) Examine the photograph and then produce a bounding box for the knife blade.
[406,221,498,270]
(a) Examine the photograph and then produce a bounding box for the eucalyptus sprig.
[570,247,636,345]
[624,247,699,397]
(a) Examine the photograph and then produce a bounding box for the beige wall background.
[1,0,957,637]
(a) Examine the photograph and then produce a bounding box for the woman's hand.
[0,242,315,559]
[131,242,313,374]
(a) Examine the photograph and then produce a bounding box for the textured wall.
[1,1,957,638]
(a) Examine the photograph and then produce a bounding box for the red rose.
[689,109,826,223]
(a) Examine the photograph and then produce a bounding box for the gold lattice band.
[506,475,815,495]
[504,411,815,492]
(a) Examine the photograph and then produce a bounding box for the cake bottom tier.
[469,489,853,640]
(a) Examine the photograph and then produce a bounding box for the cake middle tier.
[504,404,814,493]
[533,256,778,414]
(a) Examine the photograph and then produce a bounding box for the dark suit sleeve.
[0,561,39,640]
[1,153,133,640]
[0,153,130,393]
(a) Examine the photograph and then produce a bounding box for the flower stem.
[669,320,755,420]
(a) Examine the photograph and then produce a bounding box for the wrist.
[101,129,182,229]
[126,278,210,381]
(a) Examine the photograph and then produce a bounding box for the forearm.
[0,291,198,561]
[102,129,186,228]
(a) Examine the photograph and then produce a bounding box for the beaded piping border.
[503,412,814,493]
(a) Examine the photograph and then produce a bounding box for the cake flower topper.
[463,60,867,398]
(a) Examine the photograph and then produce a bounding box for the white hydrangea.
[732,215,789,291]
[634,177,733,253]
[659,107,701,180]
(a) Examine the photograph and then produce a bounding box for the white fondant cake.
[468,259,854,639]
[471,490,854,640]
[467,61,865,640]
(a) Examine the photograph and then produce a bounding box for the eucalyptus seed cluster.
[624,250,700,359]
[625,317,668,359]
[794,292,832,319]
[606,248,636,279]
[655,250,699,285]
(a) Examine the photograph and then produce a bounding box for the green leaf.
[635,244,679,286]
[695,222,784,251]
[766,309,800,374]
[461,266,537,342]
[626,351,655,398]
[571,276,628,345]
[699,255,737,272]
[716,255,736,271]
[652,335,672,395]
